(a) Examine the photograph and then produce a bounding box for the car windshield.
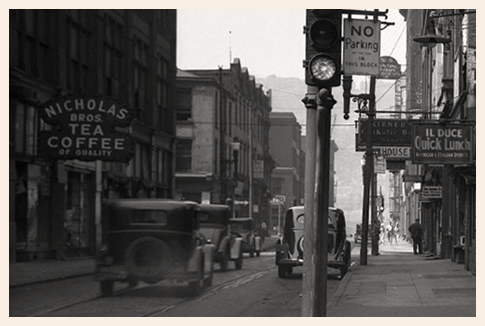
[130,209,168,225]
[231,221,250,231]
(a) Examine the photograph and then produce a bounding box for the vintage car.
[229,218,261,257]
[275,206,351,279]
[354,223,372,244]
[198,204,244,270]
[94,199,215,297]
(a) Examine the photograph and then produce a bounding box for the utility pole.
[302,9,341,317]
[249,105,253,219]
[302,88,317,316]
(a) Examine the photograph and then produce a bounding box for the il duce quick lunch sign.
[411,122,475,165]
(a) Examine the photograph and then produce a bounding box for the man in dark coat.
[408,218,423,254]
[371,219,381,256]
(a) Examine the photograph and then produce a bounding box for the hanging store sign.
[419,186,442,202]
[402,175,422,183]
[374,155,386,174]
[378,56,401,79]
[37,95,134,162]
[253,160,264,179]
[411,122,474,165]
[356,119,412,151]
[343,19,381,76]
[379,146,411,160]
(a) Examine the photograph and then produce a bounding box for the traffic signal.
[304,9,342,87]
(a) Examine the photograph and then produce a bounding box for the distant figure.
[408,219,423,254]
[385,222,393,243]
[260,221,267,246]
[371,219,381,256]
[390,223,399,245]
[379,223,385,245]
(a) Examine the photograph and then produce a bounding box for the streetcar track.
[20,255,278,317]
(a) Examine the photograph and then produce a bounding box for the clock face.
[310,55,336,81]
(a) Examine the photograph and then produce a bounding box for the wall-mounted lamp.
[413,14,451,45]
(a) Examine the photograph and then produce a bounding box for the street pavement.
[9,237,476,317]
[329,240,476,317]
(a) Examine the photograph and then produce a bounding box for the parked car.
[354,223,372,244]
[275,206,351,279]
[94,199,215,297]
[198,204,244,270]
[229,218,261,257]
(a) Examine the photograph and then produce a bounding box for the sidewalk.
[10,238,476,317]
[9,236,279,289]
[327,241,476,317]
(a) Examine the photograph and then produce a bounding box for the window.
[176,139,192,172]
[104,16,122,98]
[134,37,148,121]
[13,103,38,156]
[66,12,90,93]
[175,88,192,121]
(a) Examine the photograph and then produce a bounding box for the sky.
[177,9,407,80]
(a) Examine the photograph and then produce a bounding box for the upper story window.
[175,88,192,121]
[133,37,148,120]
[104,15,123,98]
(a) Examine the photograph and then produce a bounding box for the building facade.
[174,59,275,228]
[10,9,177,262]
[269,112,305,234]
[401,9,476,274]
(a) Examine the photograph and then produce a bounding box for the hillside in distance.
[257,75,366,229]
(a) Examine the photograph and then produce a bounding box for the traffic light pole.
[360,76,376,265]
[302,87,336,317]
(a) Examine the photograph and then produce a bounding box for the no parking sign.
[343,19,381,76]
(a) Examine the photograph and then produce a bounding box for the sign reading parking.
[343,19,381,76]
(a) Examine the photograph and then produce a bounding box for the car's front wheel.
[235,248,243,270]
[100,280,114,297]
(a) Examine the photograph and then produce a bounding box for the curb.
[327,259,360,309]
[9,272,94,289]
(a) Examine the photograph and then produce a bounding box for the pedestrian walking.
[385,222,392,244]
[379,223,385,245]
[408,218,423,254]
[392,222,400,244]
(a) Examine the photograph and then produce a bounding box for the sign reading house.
[412,122,474,165]
[38,95,134,162]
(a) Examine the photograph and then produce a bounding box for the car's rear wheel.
[220,245,230,271]
[203,262,213,287]
[125,237,173,284]
[278,265,292,278]
[189,280,201,296]
[127,276,139,288]
[340,246,351,279]
[235,248,243,270]
[100,280,114,297]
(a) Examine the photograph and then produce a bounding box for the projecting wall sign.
[37,95,134,162]
[411,122,475,165]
